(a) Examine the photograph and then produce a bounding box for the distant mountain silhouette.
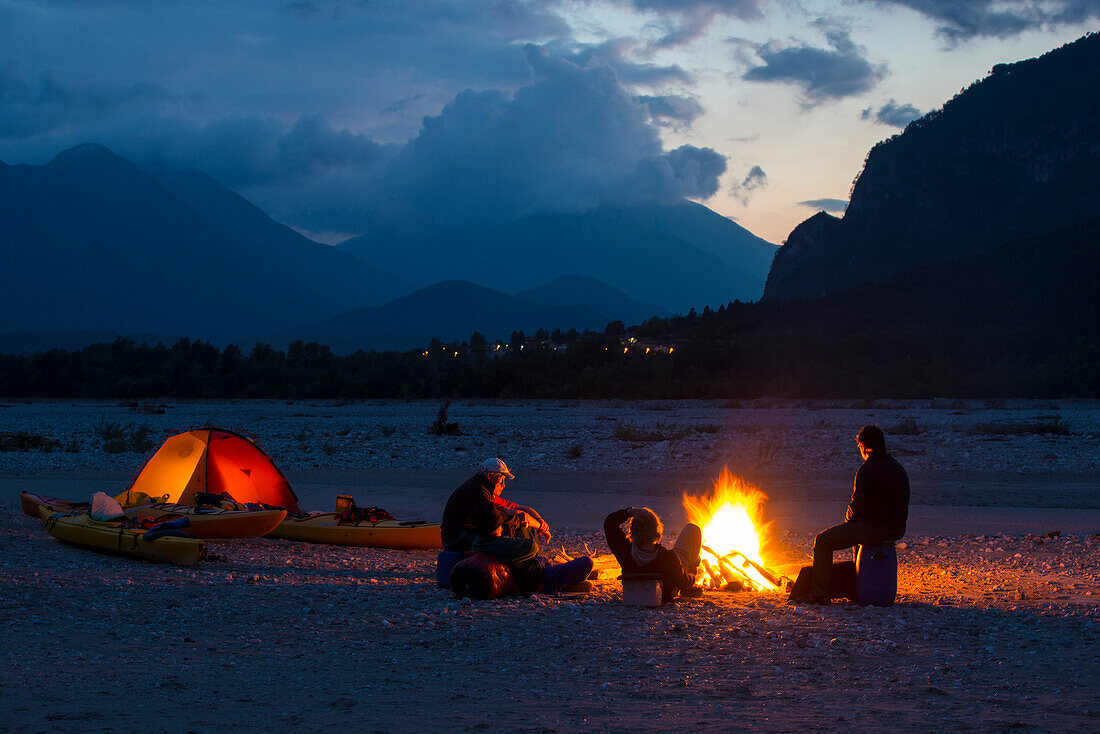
[0,144,408,338]
[514,275,668,325]
[260,280,613,353]
[764,32,1100,302]
[339,202,776,313]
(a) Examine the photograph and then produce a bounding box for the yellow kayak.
[39,507,207,567]
[268,513,442,549]
[22,492,286,539]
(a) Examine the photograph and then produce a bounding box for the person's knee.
[813,531,830,552]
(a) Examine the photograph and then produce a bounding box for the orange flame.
[682,468,777,590]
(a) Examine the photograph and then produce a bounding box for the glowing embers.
[683,468,781,591]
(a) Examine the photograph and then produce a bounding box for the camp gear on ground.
[480,457,514,479]
[89,492,124,521]
[39,507,206,567]
[194,491,244,510]
[449,552,516,599]
[436,550,467,588]
[856,543,898,606]
[21,492,286,539]
[789,561,857,603]
[268,513,441,549]
[334,505,395,524]
[125,427,301,513]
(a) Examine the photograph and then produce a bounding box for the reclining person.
[604,507,702,603]
[470,502,593,595]
[441,457,550,552]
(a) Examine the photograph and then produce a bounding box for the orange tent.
[122,428,301,513]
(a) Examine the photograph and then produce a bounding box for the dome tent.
[121,428,301,513]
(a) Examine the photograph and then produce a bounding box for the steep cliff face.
[764,32,1100,302]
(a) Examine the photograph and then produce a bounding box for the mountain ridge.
[0,144,408,338]
[259,279,616,353]
[339,202,776,312]
[764,31,1100,302]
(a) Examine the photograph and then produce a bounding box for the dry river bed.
[2,507,1097,733]
[2,399,1099,732]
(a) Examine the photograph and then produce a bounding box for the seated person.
[441,457,550,552]
[604,507,702,603]
[470,502,593,594]
[794,425,910,605]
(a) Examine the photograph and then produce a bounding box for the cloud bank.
[741,23,887,104]
[867,0,1100,42]
[371,45,726,231]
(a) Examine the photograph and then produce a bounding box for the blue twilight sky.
[1,1,1096,244]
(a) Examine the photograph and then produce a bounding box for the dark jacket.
[471,535,545,593]
[846,451,910,540]
[441,473,494,548]
[604,508,692,603]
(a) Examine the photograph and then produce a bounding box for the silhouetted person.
[796,425,910,605]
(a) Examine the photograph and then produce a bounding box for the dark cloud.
[860,99,923,127]
[634,94,705,126]
[0,1,572,146]
[0,60,167,139]
[134,112,391,189]
[372,45,726,231]
[799,197,848,213]
[866,1,1100,42]
[741,23,887,103]
[731,164,767,203]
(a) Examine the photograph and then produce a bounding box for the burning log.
[701,558,724,588]
[726,549,783,589]
[715,554,754,589]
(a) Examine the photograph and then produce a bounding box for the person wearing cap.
[793,425,910,605]
[440,457,550,552]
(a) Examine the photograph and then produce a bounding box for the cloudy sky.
[1,1,1096,244]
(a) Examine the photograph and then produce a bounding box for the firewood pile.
[699,544,790,593]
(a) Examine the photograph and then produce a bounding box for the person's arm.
[514,504,551,540]
[604,508,633,558]
[493,496,521,510]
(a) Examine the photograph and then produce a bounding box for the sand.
[2,399,1099,732]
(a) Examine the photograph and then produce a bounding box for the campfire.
[683,468,785,592]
